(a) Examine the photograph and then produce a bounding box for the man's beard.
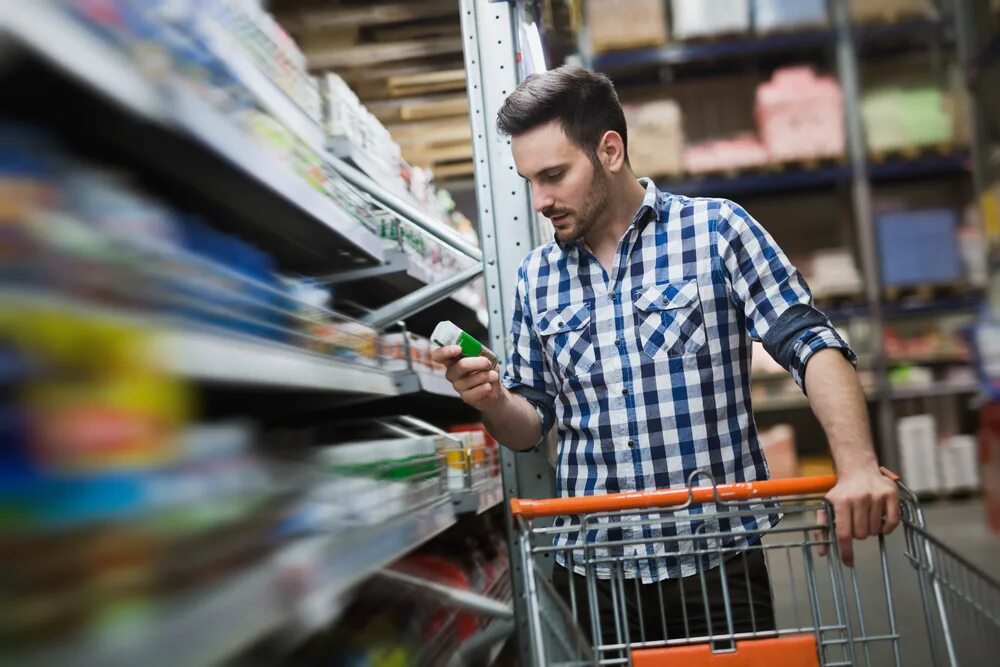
[548,166,611,244]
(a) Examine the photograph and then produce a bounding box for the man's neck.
[584,176,649,265]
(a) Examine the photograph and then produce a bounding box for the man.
[430,65,898,644]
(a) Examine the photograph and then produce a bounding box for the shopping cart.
[510,470,1000,666]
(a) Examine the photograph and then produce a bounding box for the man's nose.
[532,186,553,214]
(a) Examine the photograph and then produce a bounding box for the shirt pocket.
[633,280,708,360]
[537,303,597,380]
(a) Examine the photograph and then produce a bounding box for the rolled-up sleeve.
[502,262,556,443]
[715,200,857,393]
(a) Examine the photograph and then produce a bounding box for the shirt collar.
[632,177,660,229]
[557,178,662,252]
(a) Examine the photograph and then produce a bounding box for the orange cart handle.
[508,468,900,519]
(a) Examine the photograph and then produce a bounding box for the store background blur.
[0,1,998,666]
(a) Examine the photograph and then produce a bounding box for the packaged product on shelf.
[861,85,953,153]
[671,0,750,40]
[876,208,961,287]
[848,0,937,24]
[313,436,443,525]
[755,66,845,163]
[759,424,798,479]
[682,133,769,174]
[585,0,669,54]
[431,321,499,370]
[623,100,684,178]
[939,435,980,493]
[753,0,828,33]
[804,248,864,299]
[898,414,941,494]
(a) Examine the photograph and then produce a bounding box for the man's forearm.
[804,349,878,473]
[482,388,545,452]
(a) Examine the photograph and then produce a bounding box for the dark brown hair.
[496,65,628,164]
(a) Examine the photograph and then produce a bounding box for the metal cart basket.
[510,470,1000,666]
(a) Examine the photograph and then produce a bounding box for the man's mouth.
[549,213,569,224]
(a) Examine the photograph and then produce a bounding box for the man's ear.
[597,130,627,173]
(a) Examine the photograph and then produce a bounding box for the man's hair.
[496,65,628,164]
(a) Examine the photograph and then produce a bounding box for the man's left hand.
[817,467,900,566]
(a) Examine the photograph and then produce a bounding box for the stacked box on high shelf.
[756,66,845,163]
[876,209,962,288]
[670,0,750,40]
[848,0,937,24]
[753,0,828,34]
[585,0,669,54]
[623,100,684,178]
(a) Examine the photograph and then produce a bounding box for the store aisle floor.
[764,499,1000,667]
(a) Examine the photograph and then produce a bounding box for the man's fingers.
[454,369,499,392]
[883,491,901,533]
[431,345,463,365]
[815,508,829,557]
[835,502,855,567]
[852,495,872,540]
[869,495,884,538]
[444,355,493,383]
[461,382,493,405]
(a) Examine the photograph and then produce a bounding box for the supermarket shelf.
[868,149,971,183]
[393,368,460,398]
[886,353,970,366]
[156,329,399,395]
[5,288,402,396]
[284,499,457,634]
[659,149,969,198]
[0,1,386,271]
[19,501,459,667]
[19,556,288,667]
[882,293,983,318]
[329,249,486,340]
[594,19,950,72]
[888,381,979,400]
[755,381,978,412]
[451,477,505,514]
[661,162,850,198]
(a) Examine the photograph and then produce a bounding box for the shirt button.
[609,292,617,301]
[627,440,635,448]
[622,387,629,395]
[614,338,622,347]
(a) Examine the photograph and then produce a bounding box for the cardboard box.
[587,0,668,54]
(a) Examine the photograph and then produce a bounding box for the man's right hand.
[430,345,504,411]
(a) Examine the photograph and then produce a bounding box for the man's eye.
[545,171,563,181]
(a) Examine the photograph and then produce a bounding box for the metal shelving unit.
[1,2,504,665]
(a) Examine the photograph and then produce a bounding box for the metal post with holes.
[459,1,557,663]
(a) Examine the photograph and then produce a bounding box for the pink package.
[756,66,845,162]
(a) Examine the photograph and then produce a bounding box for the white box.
[671,0,750,40]
[897,414,940,494]
[939,435,980,492]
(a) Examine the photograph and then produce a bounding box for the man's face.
[512,121,610,244]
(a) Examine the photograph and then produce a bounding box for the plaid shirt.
[503,179,855,582]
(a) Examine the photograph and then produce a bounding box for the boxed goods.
[849,0,937,23]
[939,435,980,493]
[586,0,669,54]
[805,248,863,299]
[671,0,750,40]
[623,100,684,177]
[754,0,828,33]
[759,424,798,479]
[876,209,961,287]
[862,86,953,153]
[683,134,768,174]
[755,66,845,163]
[898,414,940,494]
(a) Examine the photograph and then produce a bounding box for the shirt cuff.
[505,382,555,449]
[789,326,858,393]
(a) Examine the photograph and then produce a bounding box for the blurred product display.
[2,0,999,665]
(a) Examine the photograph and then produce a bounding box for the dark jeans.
[551,549,776,646]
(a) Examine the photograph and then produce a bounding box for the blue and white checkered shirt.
[503,179,855,582]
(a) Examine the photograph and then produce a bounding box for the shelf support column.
[832,0,898,470]
[460,1,559,664]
